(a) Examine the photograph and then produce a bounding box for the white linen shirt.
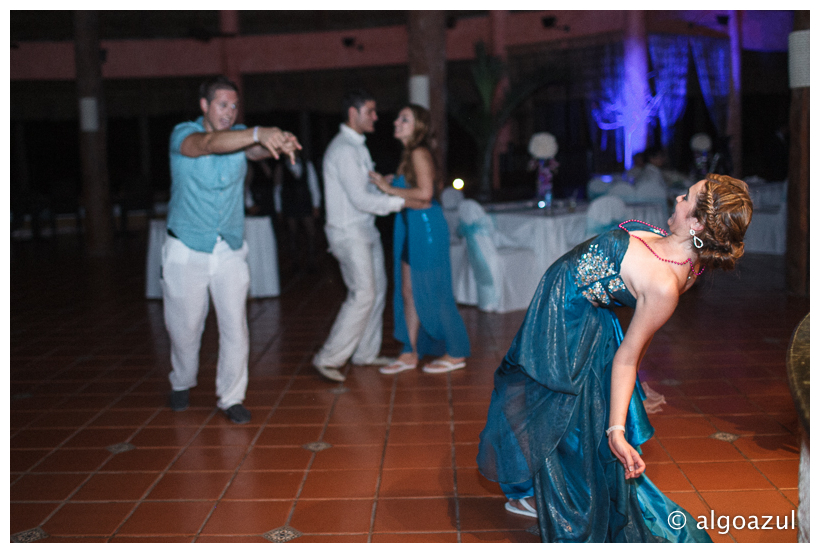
[322,123,404,231]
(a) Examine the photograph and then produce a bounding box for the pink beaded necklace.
[619,220,705,278]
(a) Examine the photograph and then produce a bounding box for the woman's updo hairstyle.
[692,173,754,272]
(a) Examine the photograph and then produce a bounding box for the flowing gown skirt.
[476,236,710,543]
[392,202,470,358]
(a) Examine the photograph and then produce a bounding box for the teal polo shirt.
[167,116,248,252]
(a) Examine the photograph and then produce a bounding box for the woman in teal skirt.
[477,174,753,541]
[369,104,470,375]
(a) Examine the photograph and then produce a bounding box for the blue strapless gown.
[477,221,711,543]
[391,176,470,358]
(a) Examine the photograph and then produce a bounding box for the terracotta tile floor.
[9,234,808,543]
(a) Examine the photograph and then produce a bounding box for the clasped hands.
[368,171,431,210]
[257,127,302,164]
[368,171,393,193]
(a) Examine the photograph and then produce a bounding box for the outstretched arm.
[180,126,301,162]
[607,277,678,479]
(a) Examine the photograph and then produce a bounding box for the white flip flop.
[422,359,466,374]
[504,497,537,518]
[379,359,417,375]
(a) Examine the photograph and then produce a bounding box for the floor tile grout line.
[11,323,165,440]
[22,398,188,538]
[187,271,334,541]
[10,354,107,438]
[189,347,316,541]
[262,380,328,531]
[446,372,463,542]
[651,426,799,530]
[12,360,168,486]
[190,387,296,541]
[10,249,806,543]
[195,280,339,541]
[367,373,399,543]
[276,282,352,533]
[106,409,220,542]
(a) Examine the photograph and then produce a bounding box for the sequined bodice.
[573,241,630,307]
[568,221,663,308]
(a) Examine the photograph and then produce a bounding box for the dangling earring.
[690,229,704,249]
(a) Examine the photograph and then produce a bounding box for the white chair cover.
[440,187,465,243]
[634,179,667,201]
[607,181,637,202]
[586,195,626,239]
[457,200,499,310]
[586,177,610,201]
[440,187,464,210]
[454,200,538,313]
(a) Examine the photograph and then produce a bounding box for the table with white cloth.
[450,201,667,309]
[145,216,280,299]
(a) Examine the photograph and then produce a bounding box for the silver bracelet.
[606,425,626,436]
[253,126,259,143]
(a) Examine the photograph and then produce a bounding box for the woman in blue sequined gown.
[369,104,470,374]
[477,174,753,542]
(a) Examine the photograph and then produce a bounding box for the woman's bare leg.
[397,261,419,366]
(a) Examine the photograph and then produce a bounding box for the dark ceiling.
[10,10,489,42]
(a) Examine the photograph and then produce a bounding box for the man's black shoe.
[169,389,189,412]
[224,404,251,424]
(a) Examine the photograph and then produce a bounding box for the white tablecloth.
[491,202,667,279]
[450,202,668,309]
[145,217,280,299]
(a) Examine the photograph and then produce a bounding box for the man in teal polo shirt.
[163,75,300,424]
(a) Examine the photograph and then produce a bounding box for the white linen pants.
[313,225,386,368]
[161,236,250,410]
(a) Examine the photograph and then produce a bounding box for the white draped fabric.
[451,200,539,313]
[146,216,280,299]
[586,195,627,239]
[441,187,465,243]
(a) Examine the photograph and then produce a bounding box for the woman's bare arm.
[369,148,435,203]
[607,244,681,478]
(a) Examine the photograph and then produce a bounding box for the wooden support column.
[786,10,810,297]
[74,10,113,256]
[220,10,243,122]
[407,10,447,189]
[490,10,509,192]
[727,10,743,177]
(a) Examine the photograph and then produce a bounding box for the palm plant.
[450,41,565,200]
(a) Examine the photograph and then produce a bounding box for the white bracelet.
[253,126,259,143]
[606,425,626,436]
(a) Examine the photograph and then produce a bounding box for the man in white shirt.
[312,89,405,382]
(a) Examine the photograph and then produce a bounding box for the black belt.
[167,228,178,238]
